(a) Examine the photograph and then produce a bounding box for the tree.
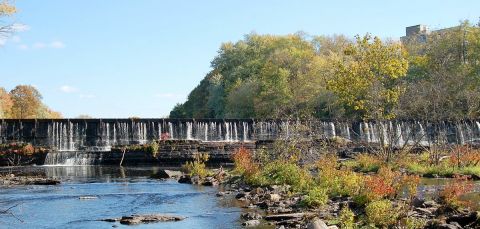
[9,85,43,119]
[0,87,13,118]
[327,34,409,120]
[0,1,16,41]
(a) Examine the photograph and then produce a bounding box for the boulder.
[241,212,262,220]
[307,218,329,229]
[242,219,261,227]
[101,214,185,225]
[202,177,219,186]
[177,175,192,184]
[267,193,281,202]
[151,170,183,179]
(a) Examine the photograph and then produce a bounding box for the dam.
[1,119,480,165]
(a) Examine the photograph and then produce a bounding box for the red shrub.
[232,147,258,176]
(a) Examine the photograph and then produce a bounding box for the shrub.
[182,153,210,178]
[147,141,159,157]
[354,154,381,172]
[321,169,363,198]
[339,206,355,229]
[396,174,420,200]
[302,187,328,207]
[403,217,427,229]
[317,154,364,197]
[22,144,35,155]
[249,160,313,192]
[449,146,480,168]
[232,147,258,176]
[439,175,474,208]
[365,199,398,227]
[363,175,395,201]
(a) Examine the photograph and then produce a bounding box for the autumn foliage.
[440,175,474,208]
[232,147,258,176]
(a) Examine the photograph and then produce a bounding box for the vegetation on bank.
[171,21,480,121]
[229,143,480,228]
[0,142,49,166]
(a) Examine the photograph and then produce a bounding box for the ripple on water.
[0,166,243,229]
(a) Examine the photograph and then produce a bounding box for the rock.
[447,211,478,226]
[151,170,183,179]
[178,175,192,184]
[267,193,281,202]
[264,213,308,221]
[435,223,462,229]
[79,196,98,200]
[242,219,261,227]
[202,177,219,186]
[250,187,265,196]
[190,175,201,184]
[411,197,425,208]
[104,214,186,225]
[241,212,262,220]
[235,192,248,199]
[307,218,329,229]
[216,192,225,197]
[416,207,433,215]
[424,200,440,208]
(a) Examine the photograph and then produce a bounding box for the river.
[0,166,243,229]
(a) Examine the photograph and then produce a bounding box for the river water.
[0,166,243,229]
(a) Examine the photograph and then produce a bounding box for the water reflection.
[0,166,242,229]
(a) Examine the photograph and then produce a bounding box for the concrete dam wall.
[1,118,480,148]
[1,119,480,165]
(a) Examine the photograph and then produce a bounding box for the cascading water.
[3,118,480,165]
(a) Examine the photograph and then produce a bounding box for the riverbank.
[173,146,480,228]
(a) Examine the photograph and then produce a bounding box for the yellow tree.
[0,87,13,118]
[328,34,409,120]
[9,85,43,119]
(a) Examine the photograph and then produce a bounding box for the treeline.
[0,85,62,119]
[170,21,480,121]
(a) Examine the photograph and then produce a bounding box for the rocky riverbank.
[0,173,60,185]
[162,167,480,229]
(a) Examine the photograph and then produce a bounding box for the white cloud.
[50,41,65,49]
[60,85,78,93]
[0,38,6,46]
[33,42,46,49]
[79,94,95,99]
[18,44,28,50]
[11,23,30,32]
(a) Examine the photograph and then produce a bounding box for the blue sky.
[0,0,478,118]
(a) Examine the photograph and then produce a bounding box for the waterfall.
[44,151,98,166]
[186,122,193,140]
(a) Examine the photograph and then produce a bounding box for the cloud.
[32,41,66,49]
[50,41,65,49]
[11,23,30,32]
[18,44,28,50]
[0,39,5,46]
[60,85,78,93]
[33,42,46,49]
[79,94,95,99]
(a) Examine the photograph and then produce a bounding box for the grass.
[406,163,480,179]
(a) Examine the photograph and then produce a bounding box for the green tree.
[328,34,409,120]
